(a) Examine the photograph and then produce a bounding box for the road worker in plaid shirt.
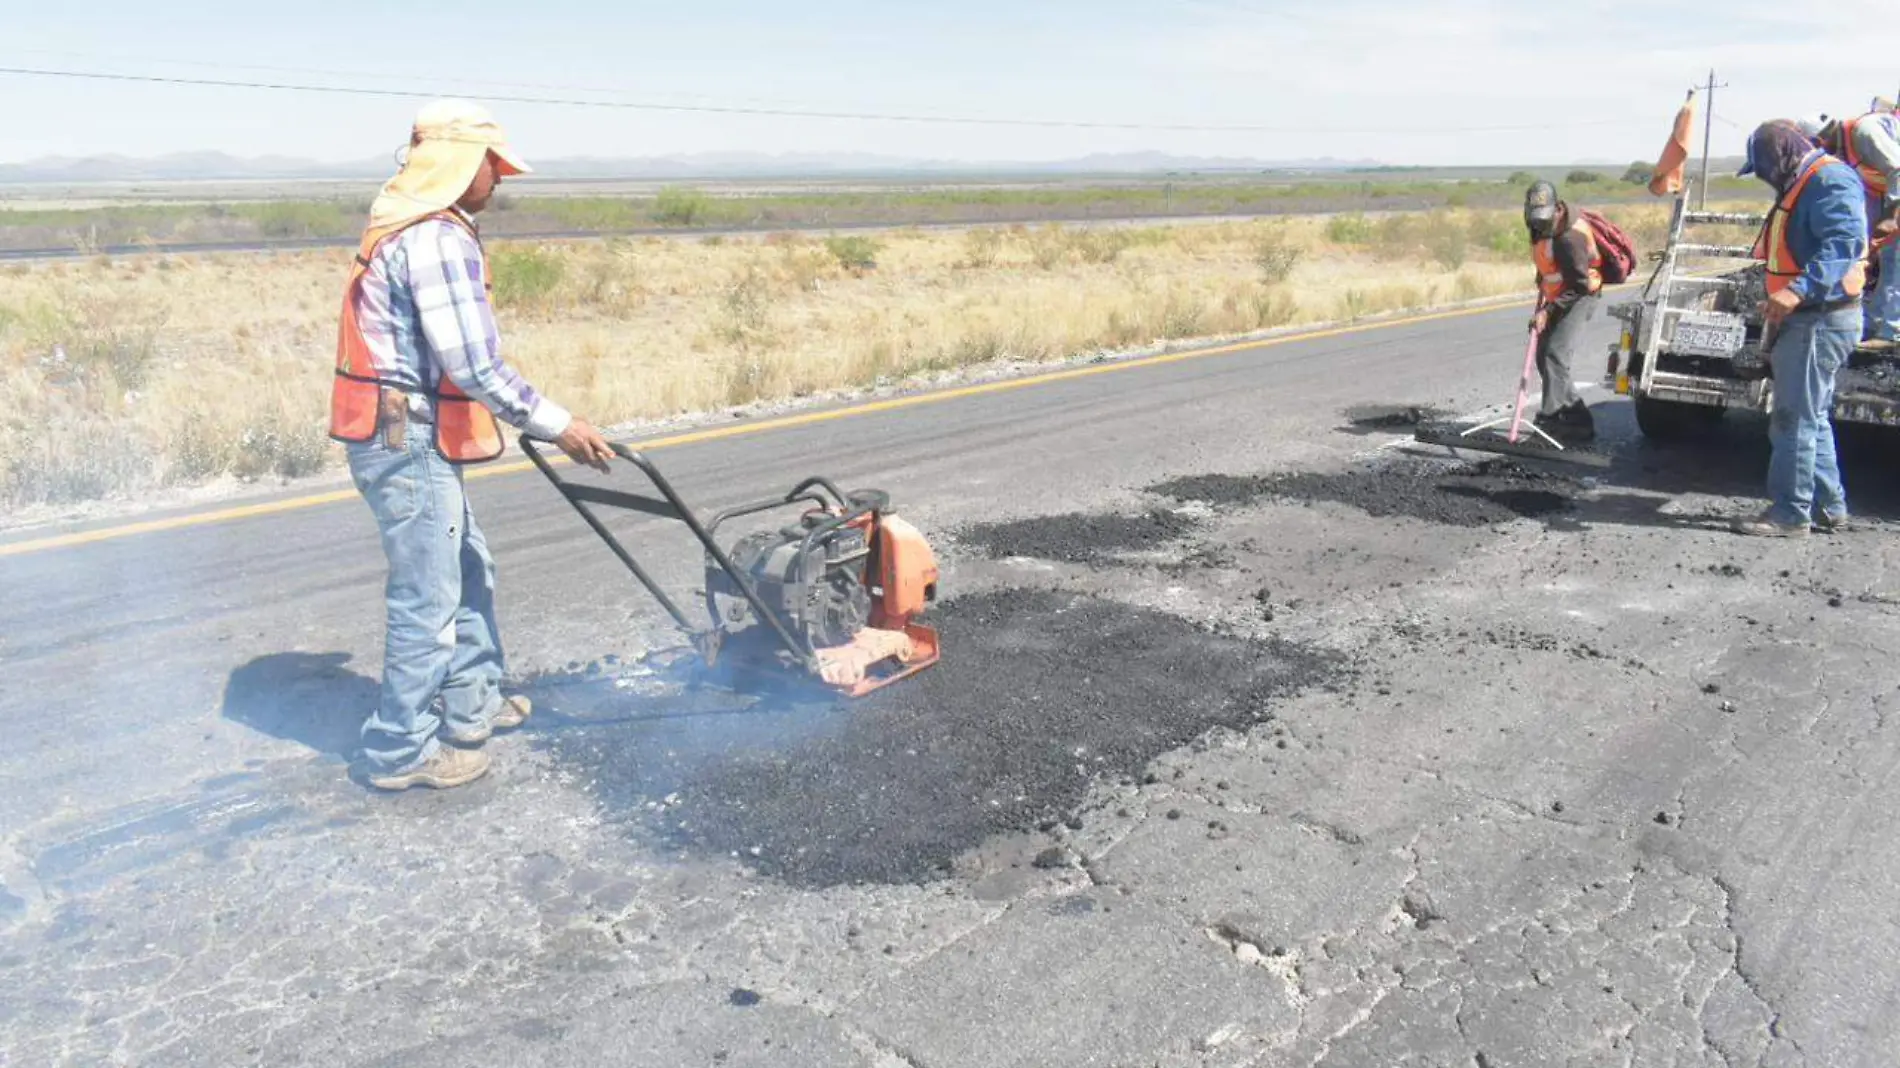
[330,100,614,791]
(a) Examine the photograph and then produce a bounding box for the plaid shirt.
[353,211,571,441]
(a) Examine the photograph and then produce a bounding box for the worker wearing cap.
[332,100,616,790]
[1732,119,1868,537]
[1522,180,1601,442]
[1815,110,1900,348]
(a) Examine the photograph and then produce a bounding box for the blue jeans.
[347,423,507,774]
[1765,304,1858,527]
[1868,241,1900,342]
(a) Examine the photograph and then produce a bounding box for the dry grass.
[0,204,1738,508]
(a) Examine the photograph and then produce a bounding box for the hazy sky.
[3,0,1896,167]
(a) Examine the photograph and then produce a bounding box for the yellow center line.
[0,297,1535,561]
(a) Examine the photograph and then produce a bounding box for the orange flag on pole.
[1649,90,1697,196]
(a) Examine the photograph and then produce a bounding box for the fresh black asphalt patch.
[1151,458,1578,527]
[1339,403,1453,435]
[953,509,1200,563]
[535,588,1337,889]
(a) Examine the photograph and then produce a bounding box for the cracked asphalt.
[6,303,1900,1066]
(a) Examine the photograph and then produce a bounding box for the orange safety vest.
[330,210,505,464]
[1839,113,1891,199]
[1532,215,1603,304]
[1752,154,1869,298]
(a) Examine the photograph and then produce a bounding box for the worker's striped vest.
[1840,113,1892,198]
[1752,153,1868,299]
[330,211,505,464]
[1532,217,1603,304]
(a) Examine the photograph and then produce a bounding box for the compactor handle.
[520,435,821,670]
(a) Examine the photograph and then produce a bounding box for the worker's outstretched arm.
[410,219,613,470]
[411,218,573,440]
[1788,167,1870,305]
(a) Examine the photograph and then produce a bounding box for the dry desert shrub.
[0,203,1708,509]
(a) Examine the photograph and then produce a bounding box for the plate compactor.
[523,437,941,696]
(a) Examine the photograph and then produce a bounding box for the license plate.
[1672,315,1746,357]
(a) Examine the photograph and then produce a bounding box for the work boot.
[1534,402,1595,444]
[443,695,533,747]
[364,747,491,792]
[1859,338,1898,355]
[1730,511,1810,538]
[1813,510,1853,534]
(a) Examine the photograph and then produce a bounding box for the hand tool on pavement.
[1411,307,1613,469]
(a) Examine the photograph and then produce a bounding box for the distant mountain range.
[0,152,387,183]
[0,150,1385,184]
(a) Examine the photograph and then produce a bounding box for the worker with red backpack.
[1522,180,1638,443]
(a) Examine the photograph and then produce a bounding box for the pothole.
[1341,403,1454,433]
[952,509,1202,564]
[1151,459,1579,527]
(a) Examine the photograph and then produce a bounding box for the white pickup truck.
[1607,193,1897,438]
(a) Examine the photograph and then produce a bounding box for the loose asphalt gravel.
[547,587,1336,888]
[1153,458,1581,527]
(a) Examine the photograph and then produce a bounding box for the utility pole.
[1697,69,1727,210]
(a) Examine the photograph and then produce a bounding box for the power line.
[0,64,1659,136]
[3,47,812,110]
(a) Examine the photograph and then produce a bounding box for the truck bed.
[1834,346,1900,425]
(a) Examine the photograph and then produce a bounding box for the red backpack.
[1576,208,1637,284]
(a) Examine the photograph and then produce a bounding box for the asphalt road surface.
[6,302,1900,1067]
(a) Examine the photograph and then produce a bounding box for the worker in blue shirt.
[1733,119,1869,537]
[1814,108,1900,347]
